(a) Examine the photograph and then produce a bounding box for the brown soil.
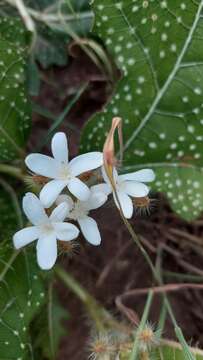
[30,51,203,360]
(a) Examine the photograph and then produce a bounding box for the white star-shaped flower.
[93,167,155,219]
[13,193,79,270]
[56,188,107,246]
[25,132,103,208]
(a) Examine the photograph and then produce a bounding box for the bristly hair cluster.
[137,323,160,353]
[133,196,157,216]
[88,331,114,360]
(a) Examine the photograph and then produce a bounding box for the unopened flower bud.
[103,117,123,188]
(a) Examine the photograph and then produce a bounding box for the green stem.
[130,291,154,360]
[0,164,25,181]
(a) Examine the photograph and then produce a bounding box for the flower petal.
[56,195,74,211]
[36,234,57,270]
[54,223,79,241]
[50,202,69,222]
[87,188,108,210]
[25,154,61,178]
[91,183,111,196]
[68,177,90,201]
[23,192,48,225]
[122,181,149,197]
[119,169,155,182]
[13,226,39,249]
[51,132,68,163]
[69,152,103,176]
[40,180,66,208]
[113,191,133,219]
[78,216,101,245]
[102,166,118,185]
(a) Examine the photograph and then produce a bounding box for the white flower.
[56,188,107,246]
[13,193,79,270]
[93,167,155,219]
[25,132,103,208]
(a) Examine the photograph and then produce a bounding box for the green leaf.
[81,0,203,220]
[31,292,68,359]
[0,17,31,161]
[0,248,45,360]
[34,26,69,68]
[0,179,45,360]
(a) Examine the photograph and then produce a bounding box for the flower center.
[69,201,89,220]
[41,223,54,235]
[59,164,72,181]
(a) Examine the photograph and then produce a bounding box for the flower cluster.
[13,132,155,270]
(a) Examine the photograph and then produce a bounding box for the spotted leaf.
[0,180,45,359]
[81,0,203,220]
[0,248,45,360]
[0,17,31,161]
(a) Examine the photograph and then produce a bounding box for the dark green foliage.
[81,0,203,220]
[0,16,31,161]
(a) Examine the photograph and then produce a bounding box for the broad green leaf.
[31,293,68,359]
[0,186,45,359]
[0,180,45,360]
[0,248,45,360]
[0,17,31,161]
[0,16,29,45]
[81,0,203,220]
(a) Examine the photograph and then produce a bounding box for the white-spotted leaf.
[0,183,45,359]
[0,17,31,161]
[81,0,203,220]
[0,248,45,359]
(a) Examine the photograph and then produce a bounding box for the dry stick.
[117,283,203,300]
[166,232,203,258]
[169,227,203,246]
[160,242,203,278]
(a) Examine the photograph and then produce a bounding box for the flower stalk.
[103,118,195,360]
